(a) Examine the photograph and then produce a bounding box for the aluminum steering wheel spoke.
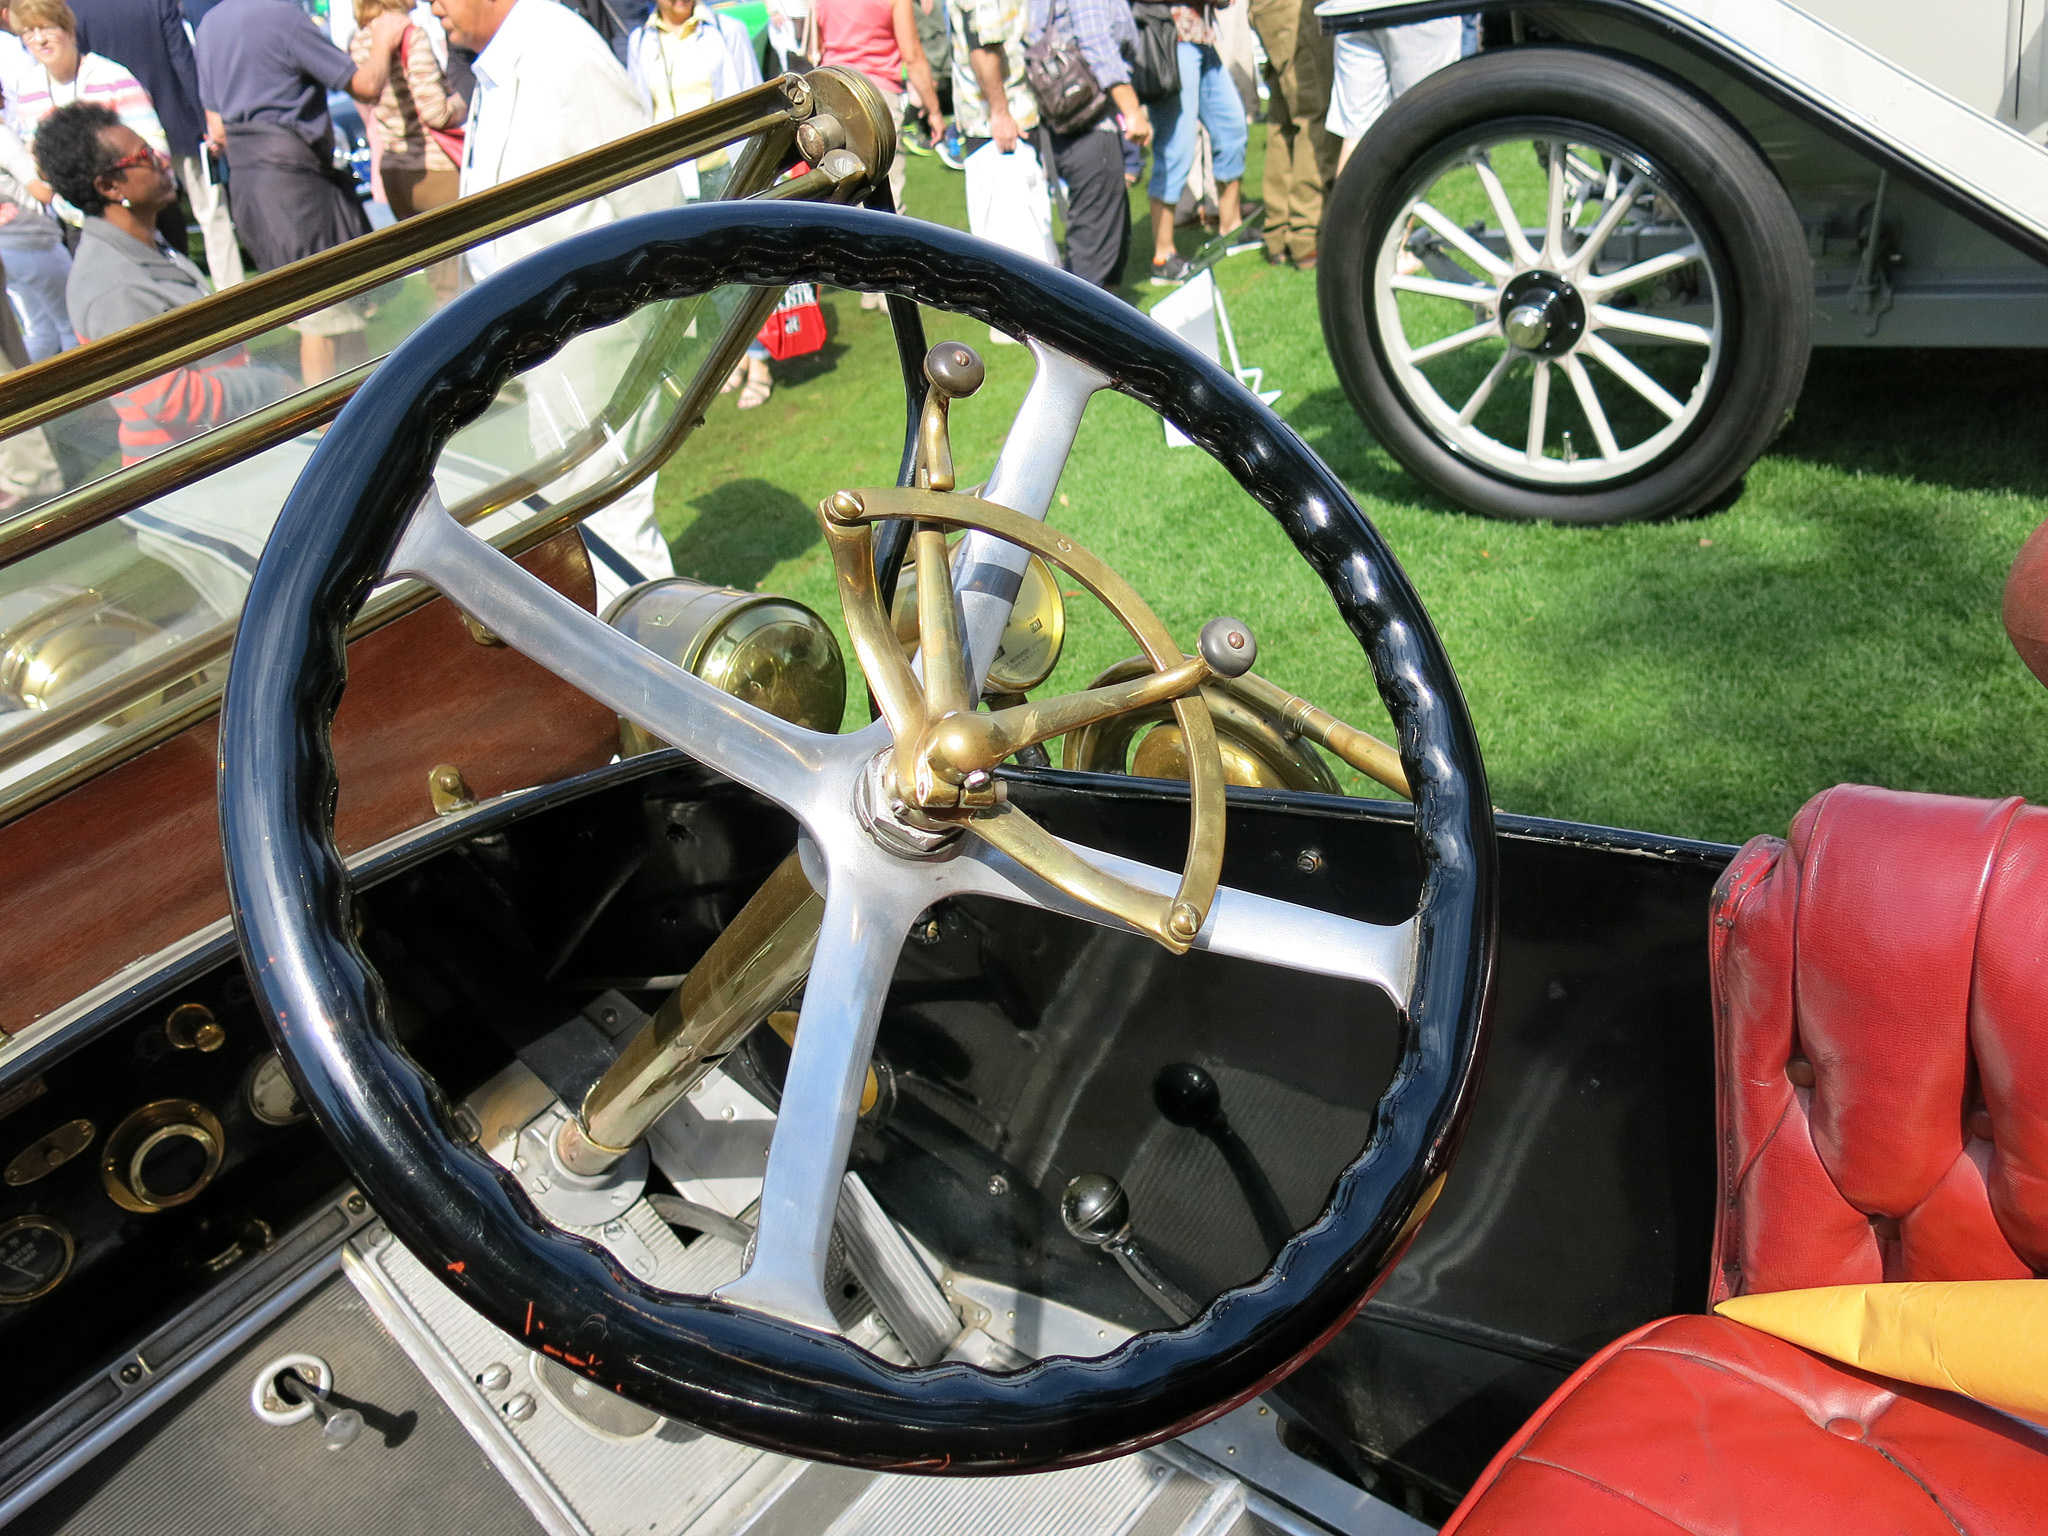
[715,871,923,1331]
[952,830,1418,1007]
[386,488,832,816]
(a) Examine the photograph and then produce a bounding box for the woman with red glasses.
[35,102,291,464]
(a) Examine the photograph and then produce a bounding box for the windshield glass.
[0,162,762,804]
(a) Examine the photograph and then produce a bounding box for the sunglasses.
[106,146,166,176]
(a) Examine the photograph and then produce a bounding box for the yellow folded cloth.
[1716,1281,2048,1421]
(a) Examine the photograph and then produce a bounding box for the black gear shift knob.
[1152,1062,1224,1131]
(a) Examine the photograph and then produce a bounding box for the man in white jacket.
[432,0,678,602]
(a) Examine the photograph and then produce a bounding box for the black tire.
[1317,46,1812,524]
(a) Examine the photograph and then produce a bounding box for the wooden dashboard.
[0,531,619,1035]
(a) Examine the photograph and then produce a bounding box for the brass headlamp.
[604,578,847,752]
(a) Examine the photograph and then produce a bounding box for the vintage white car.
[1317,0,2048,520]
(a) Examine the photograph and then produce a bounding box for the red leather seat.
[1441,785,2048,1534]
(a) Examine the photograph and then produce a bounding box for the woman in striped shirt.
[9,0,168,236]
[10,0,166,151]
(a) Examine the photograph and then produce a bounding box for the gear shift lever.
[275,1369,363,1451]
[1060,1171,1197,1324]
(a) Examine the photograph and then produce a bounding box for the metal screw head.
[1197,617,1258,678]
[1296,849,1323,874]
[986,1174,1009,1197]
[344,1193,367,1216]
[502,1392,536,1422]
[793,110,846,163]
[1060,1172,1130,1246]
[477,1362,512,1391]
[825,489,866,524]
[1167,902,1203,941]
[119,1362,143,1385]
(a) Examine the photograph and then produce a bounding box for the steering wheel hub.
[853,746,965,859]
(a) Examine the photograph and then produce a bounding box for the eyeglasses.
[105,146,165,176]
[19,25,65,42]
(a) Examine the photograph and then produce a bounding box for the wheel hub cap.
[1499,270,1584,357]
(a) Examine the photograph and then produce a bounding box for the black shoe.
[1150,253,1193,285]
[1265,249,1287,265]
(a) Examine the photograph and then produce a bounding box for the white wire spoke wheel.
[1320,48,1812,525]
[1377,129,1720,485]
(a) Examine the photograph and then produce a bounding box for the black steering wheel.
[219,201,1495,1473]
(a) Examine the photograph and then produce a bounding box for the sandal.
[736,361,773,410]
[721,361,747,394]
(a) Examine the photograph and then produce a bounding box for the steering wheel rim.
[219,201,1496,1473]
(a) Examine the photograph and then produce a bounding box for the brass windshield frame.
[0,75,813,446]
[0,67,892,827]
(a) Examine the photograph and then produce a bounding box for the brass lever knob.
[914,344,983,491]
[924,342,984,400]
[1197,617,1257,678]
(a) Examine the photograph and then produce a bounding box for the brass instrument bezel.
[891,543,1066,695]
[101,1099,225,1213]
[0,1213,75,1303]
[243,1054,308,1128]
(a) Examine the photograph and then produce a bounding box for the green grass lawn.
[651,144,2048,847]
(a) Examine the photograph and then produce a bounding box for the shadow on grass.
[670,477,821,590]
[1282,386,1469,515]
[1773,348,2048,497]
[1275,350,2048,523]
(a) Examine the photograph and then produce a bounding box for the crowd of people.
[0,0,1469,564]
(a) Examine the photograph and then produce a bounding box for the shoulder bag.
[1128,1,1180,102]
[1024,11,1108,135]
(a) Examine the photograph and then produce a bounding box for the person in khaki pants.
[1250,0,1334,267]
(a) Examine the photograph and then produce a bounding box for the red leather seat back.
[1709,784,2048,1300]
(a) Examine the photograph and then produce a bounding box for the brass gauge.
[244,1054,307,1127]
[892,545,1066,693]
[604,578,847,753]
[0,1214,74,1303]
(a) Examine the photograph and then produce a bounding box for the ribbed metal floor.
[9,1277,546,1536]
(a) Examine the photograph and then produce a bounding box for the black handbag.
[1025,22,1109,134]
[1129,2,1181,102]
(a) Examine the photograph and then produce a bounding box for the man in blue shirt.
[194,0,403,378]
[1025,0,1148,290]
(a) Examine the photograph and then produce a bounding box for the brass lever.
[913,342,984,492]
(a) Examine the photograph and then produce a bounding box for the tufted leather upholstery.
[1709,784,2048,1297]
[1440,786,2048,1534]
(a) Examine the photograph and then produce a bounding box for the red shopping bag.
[757,282,828,360]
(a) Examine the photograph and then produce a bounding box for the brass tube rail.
[0,76,812,448]
[0,73,893,825]
[0,363,374,573]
